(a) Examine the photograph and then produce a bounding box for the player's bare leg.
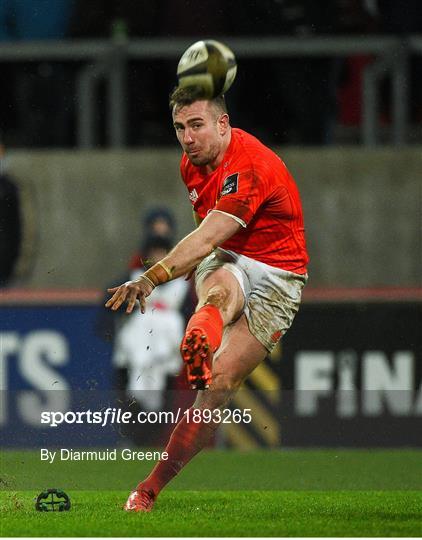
[124,270,267,512]
[125,315,267,512]
[192,314,267,410]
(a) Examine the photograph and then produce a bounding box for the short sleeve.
[214,169,270,226]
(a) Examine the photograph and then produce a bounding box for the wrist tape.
[143,261,173,286]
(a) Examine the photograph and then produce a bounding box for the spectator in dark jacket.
[0,137,21,286]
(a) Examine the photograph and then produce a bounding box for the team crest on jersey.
[221,173,239,196]
[189,188,199,203]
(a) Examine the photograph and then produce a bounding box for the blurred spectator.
[113,234,188,409]
[0,135,21,286]
[95,206,194,444]
[140,206,176,246]
[111,233,190,445]
[0,0,75,146]
[96,206,182,343]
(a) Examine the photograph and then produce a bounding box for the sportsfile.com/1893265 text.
[40,408,253,428]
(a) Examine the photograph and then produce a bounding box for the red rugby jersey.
[180,128,309,274]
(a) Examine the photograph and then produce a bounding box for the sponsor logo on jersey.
[189,188,199,203]
[221,173,239,196]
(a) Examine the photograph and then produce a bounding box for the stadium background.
[0,1,421,535]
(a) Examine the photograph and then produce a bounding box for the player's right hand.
[105,278,154,314]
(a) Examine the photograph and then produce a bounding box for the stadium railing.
[0,35,421,147]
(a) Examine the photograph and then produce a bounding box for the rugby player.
[105,86,309,512]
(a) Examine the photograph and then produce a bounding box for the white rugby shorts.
[195,248,308,352]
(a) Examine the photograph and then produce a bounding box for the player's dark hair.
[169,86,228,116]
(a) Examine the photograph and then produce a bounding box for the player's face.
[173,101,227,168]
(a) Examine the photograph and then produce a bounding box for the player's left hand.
[105,278,154,314]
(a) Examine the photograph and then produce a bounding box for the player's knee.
[204,285,231,311]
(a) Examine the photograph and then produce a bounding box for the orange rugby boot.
[180,329,213,390]
[123,485,156,512]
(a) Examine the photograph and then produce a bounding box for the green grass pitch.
[1,449,421,537]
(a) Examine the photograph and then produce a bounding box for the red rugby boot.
[123,485,156,512]
[180,329,213,390]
